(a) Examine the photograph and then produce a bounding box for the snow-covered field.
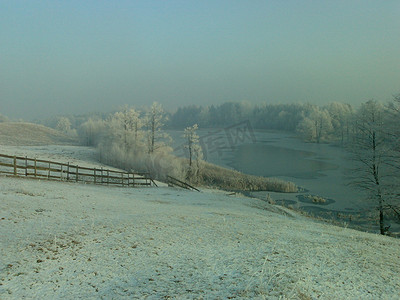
[0,145,107,170]
[1,146,400,299]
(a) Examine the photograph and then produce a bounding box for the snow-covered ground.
[1,146,400,299]
[0,145,106,170]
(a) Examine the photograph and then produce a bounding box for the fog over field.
[1,1,399,120]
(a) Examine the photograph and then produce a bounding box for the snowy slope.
[1,146,400,299]
[0,122,78,146]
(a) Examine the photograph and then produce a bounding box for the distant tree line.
[37,101,356,145]
[168,101,354,144]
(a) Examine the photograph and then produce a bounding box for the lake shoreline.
[171,128,399,237]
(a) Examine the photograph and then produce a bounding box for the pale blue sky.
[1,0,399,119]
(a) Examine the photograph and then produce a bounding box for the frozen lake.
[169,127,383,232]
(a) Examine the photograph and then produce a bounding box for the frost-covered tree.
[56,117,77,136]
[296,105,333,143]
[92,103,180,180]
[183,124,203,181]
[79,118,106,146]
[295,117,315,142]
[110,106,143,150]
[145,102,169,154]
[56,117,72,133]
[326,102,353,144]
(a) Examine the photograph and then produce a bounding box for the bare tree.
[348,100,391,235]
[383,94,400,222]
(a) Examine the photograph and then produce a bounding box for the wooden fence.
[166,175,200,192]
[0,153,154,187]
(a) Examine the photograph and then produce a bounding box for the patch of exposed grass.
[306,195,327,203]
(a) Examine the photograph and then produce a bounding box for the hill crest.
[0,122,78,146]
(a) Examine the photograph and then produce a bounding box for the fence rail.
[0,153,154,187]
[166,175,200,192]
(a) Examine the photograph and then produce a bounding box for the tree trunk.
[378,191,385,235]
[189,144,192,167]
[151,119,155,153]
[371,129,385,235]
[379,207,385,235]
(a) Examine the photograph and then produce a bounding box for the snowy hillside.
[1,146,400,299]
[0,122,78,146]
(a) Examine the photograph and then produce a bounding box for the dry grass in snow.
[1,175,399,299]
[200,162,298,193]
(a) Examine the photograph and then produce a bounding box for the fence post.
[34,159,37,177]
[76,166,78,182]
[60,165,63,180]
[13,156,17,176]
[25,156,28,176]
[48,162,50,179]
[94,168,97,184]
[67,163,70,180]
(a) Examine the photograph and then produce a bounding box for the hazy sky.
[1,1,399,120]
